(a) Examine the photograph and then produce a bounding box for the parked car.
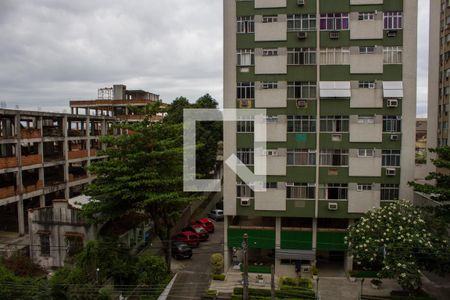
[172,231,200,248]
[192,218,215,233]
[172,241,192,260]
[208,209,224,221]
[182,225,209,241]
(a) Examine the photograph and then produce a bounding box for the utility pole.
[271,264,275,300]
[242,233,249,300]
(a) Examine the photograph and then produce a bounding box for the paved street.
[167,221,224,300]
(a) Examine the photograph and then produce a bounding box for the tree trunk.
[165,228,172,273]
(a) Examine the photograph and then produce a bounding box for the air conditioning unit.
[386,168,396,176]
[331,134,342,142]
[297,0,305,6]
[296,100,307,108]
[329,31,340,39]
[239,100,250,108]
[390,134,399,141]
[263,150,278,156]
[328,202,338,211]
[387,30,397,37]
[297,32,308,39]
[387,99,399,108]
[240,197,251,207]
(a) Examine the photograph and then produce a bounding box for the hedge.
[233,287,315,299]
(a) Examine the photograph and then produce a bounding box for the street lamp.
[96,268,100,285]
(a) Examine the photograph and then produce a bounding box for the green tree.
[136,255,168,286]
[409,146,450,223]
[83,102,196,271]
[345,201,449,293]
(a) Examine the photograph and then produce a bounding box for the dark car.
[192,218,215,233]
[172,241,192,260]
[182,225,209,241]
[172,231,200,248]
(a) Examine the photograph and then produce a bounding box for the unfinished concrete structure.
[0,109,116,249]
[70,84,163,122]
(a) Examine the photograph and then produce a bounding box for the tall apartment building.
[0,109,115,248]
[70,84,162,122]
[223,0,417,273]
[428,0,448,151]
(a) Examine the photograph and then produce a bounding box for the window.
[358,149,375,157]
[287,149,316,166]
[288,48,316,65]
[384,12,402,30]
[237,117,254,133]
[287,183,315,200]
[237,181,254,198]
[263,49,278,56]
[381,184,399,201]
[358,81,376,89]
[359,46,375,54]
[237,148,254,165]
[65,236,83,257]
[357,184,372,191]
[383,116,402,133]
[287,14,316,31]
[382,150,401,167]
[237,49,254,66]
[287,116,316,132]
[319,184,348,200]
[358,12,375,21]
[237,16,255,33]
[320,48,350,65]
[383,47,403,64]
[357,116,375,124]
[320,150,349,166]
[320,13,349,30]
[261,82,278,89]
[320,116,349,132]
[40,234,50,257]
[287,81,317,99]
[263,16,278,23]
[237,82,255,99]
[265,182,278,189]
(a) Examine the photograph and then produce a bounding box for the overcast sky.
[0,0,429,116]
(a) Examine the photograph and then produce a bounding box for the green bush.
[211,274,225,281]
[233,287,315,299]
[210,253,224,275]
[279,277,312,289]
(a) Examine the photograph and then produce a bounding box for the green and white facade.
[223,0,417,273]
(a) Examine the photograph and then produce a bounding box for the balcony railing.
[68,150,88,160]
[20,128,41,139]
[23,180,44,193]
[68,130,86,137]
[0,186,16,199]
[69,174,88,182]
[22,154,42,166]
[43,127,63,137]
[0,156,18,169]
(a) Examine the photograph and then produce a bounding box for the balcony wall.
[23,180,44,194]
[0,157,18,169]
[349,12,383,40]
[22,154,42,166]
[20,129,41,139]
[0,186,16,199]
[255,15,287,42]
[68,150,88,160]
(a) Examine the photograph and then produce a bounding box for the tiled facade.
[223,0,417,273]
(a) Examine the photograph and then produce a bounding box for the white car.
[208,209,224,221]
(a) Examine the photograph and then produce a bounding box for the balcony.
[68,150,88,160]
[255,0,286,8]
[255,115,287,142]
[23,180,44,194]
[349,47,383,74]
[20,128,41,139]
[43,127,63,137]
[255,183,287,211]
[68,129,86,137]
[0,186,16,199]
[255,48,287,74]
[254,148,287,176]
[89,148,97,157]
[349,12,383,40]
[348,183,381,213]
[0,156,18,169]
[22,154,42,166]
[349,115,383,142]
[255,82,287,108]
[69,174,88,182]
[255,15,287,42]
[350,83,383,108]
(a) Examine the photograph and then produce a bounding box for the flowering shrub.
[345,201,449,292]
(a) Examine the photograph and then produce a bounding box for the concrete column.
[39,195,45,207]
[62,116,69,200]
[275,217,282,272]
[312,218,317,265]
[17,200,25,235]
[345,219,355,271]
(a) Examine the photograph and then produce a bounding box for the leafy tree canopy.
[345,201,449,292]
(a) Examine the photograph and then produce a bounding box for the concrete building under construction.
[0,108,116,254]
[70,84,162,122]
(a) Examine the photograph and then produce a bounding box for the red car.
[192,218,215,233]
[172,231,200,248]
[182,225,209,241]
